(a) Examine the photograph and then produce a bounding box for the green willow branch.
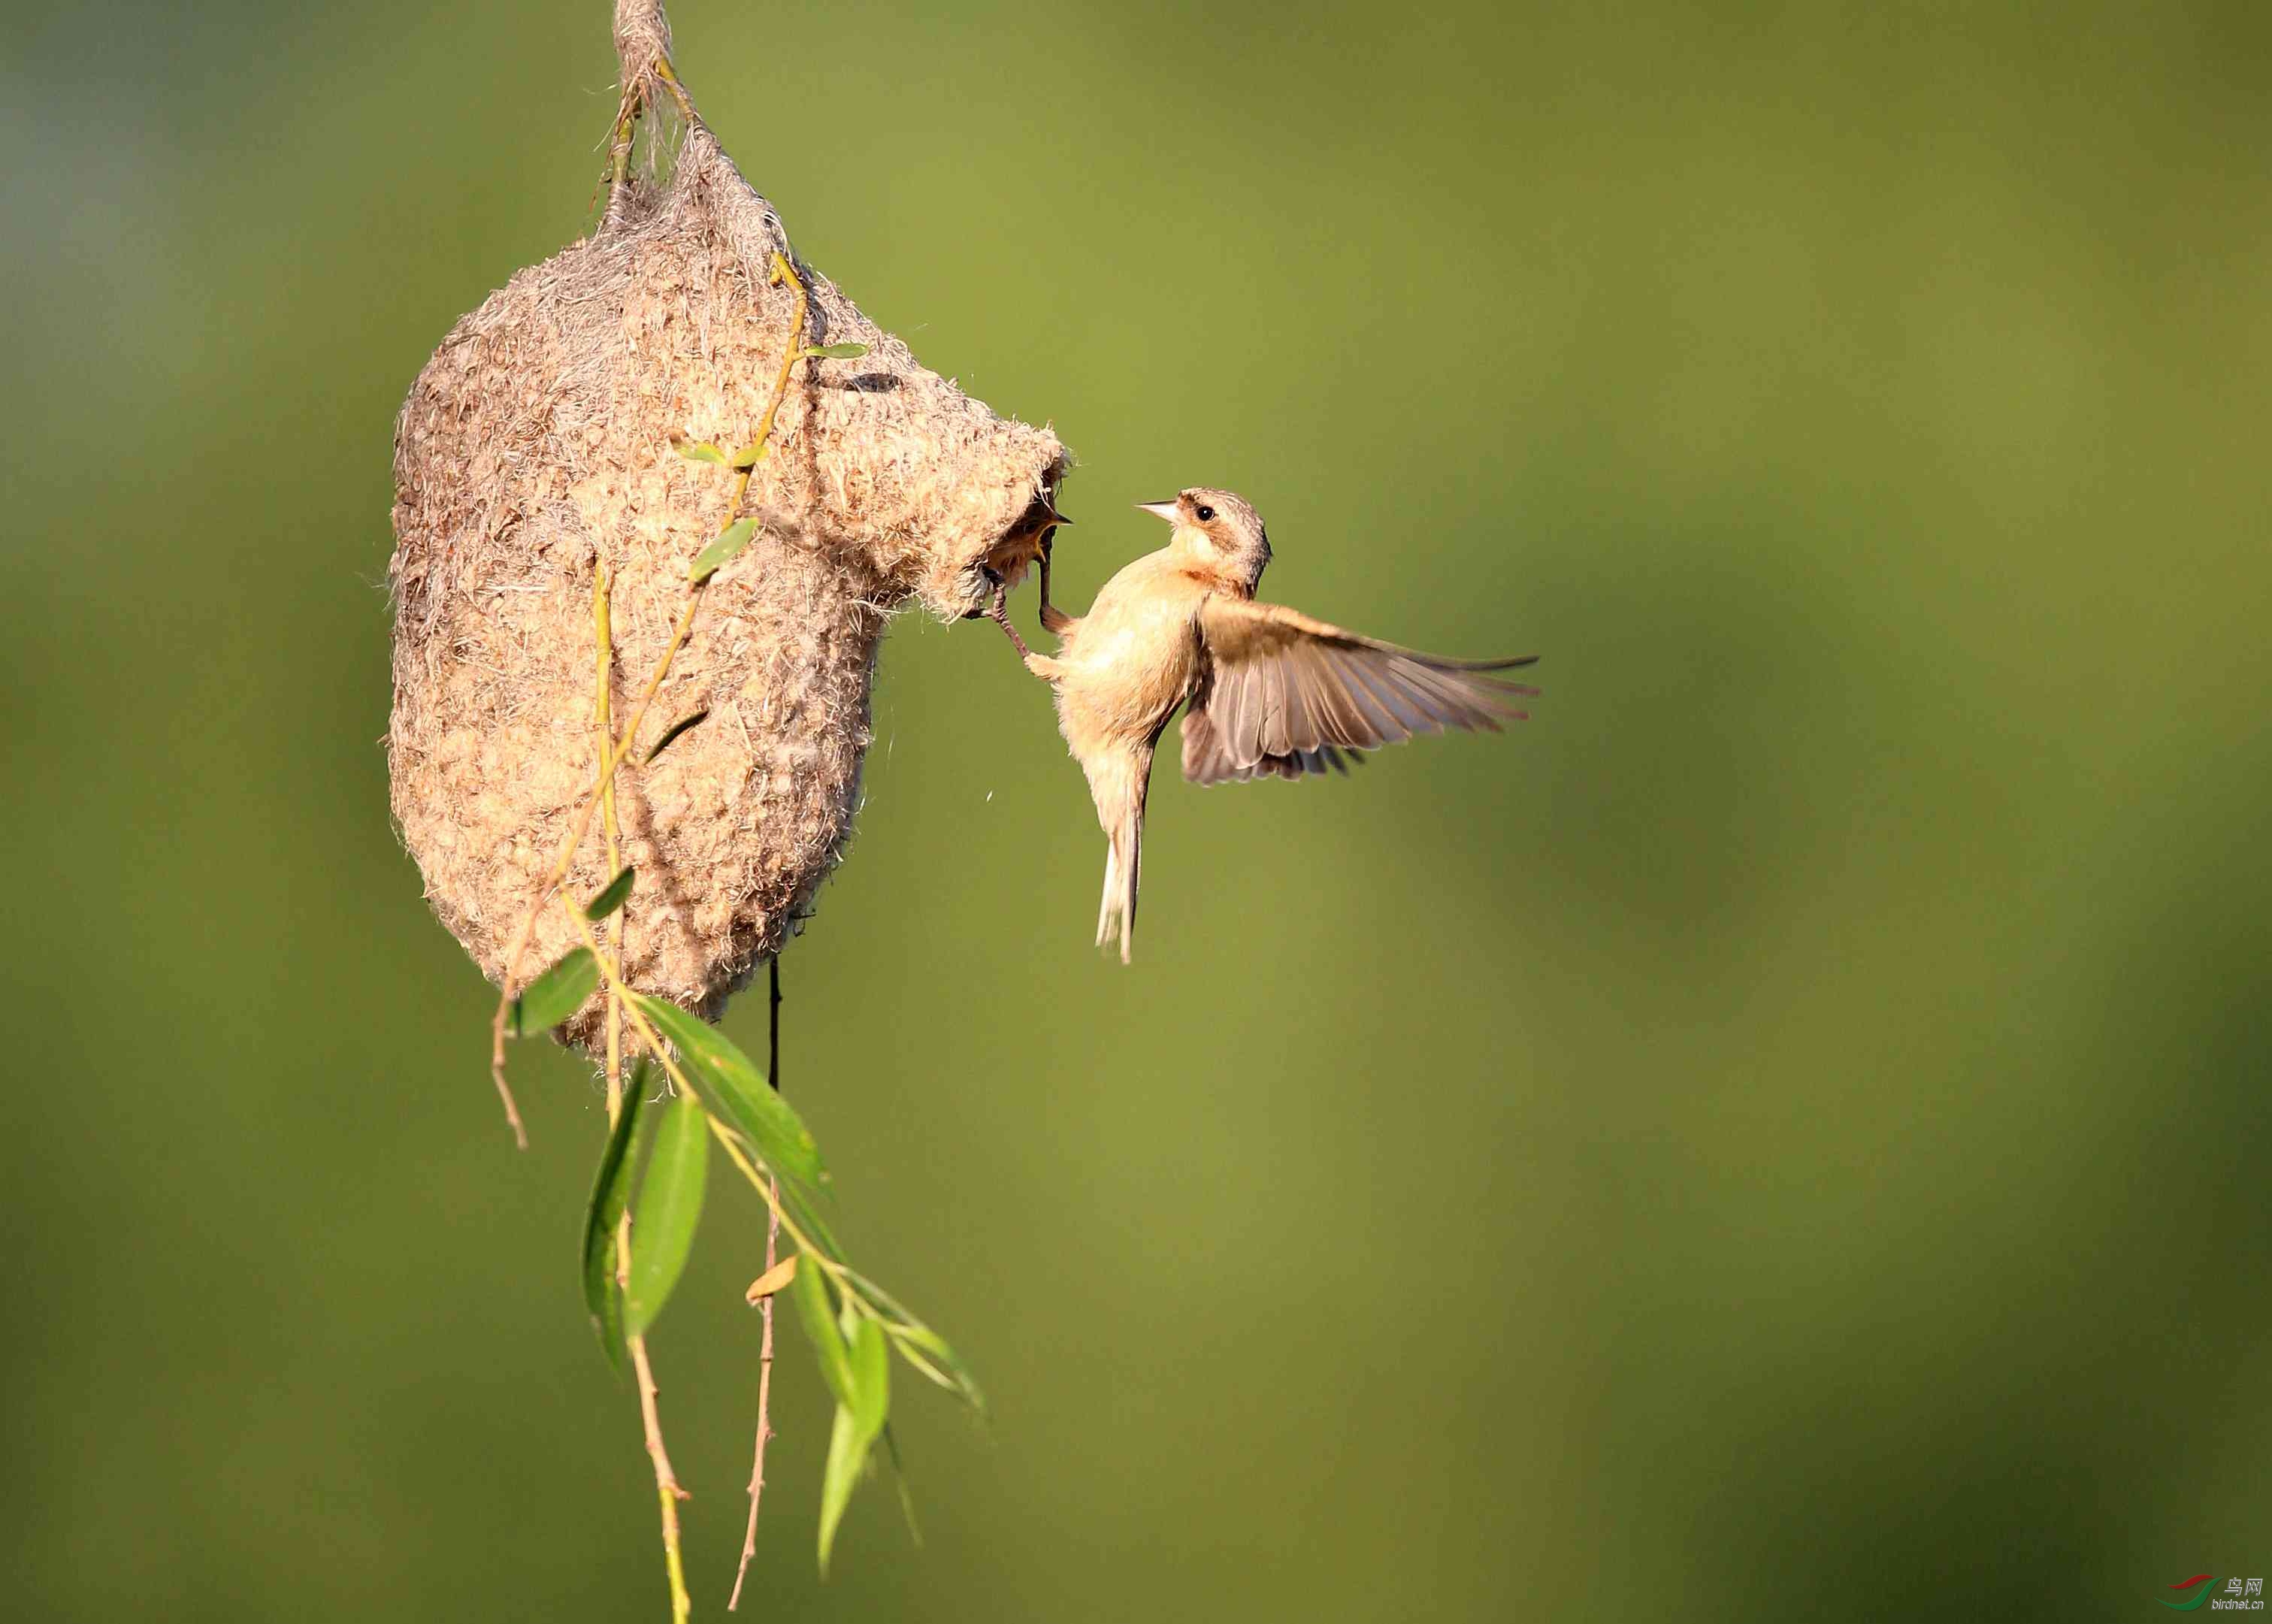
[486,248,809,1142]
[595,565,692,1624]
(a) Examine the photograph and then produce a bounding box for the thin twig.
[597,564,627,1117]
[728,960,785,1609]
[623,1211,692,1624]
[484,250,810,1142]
[487,1054,528,1149]
[729,1174,781,1610]
[597,47,700,1616]
[633,1334,694,1624]
[600,44,696,215]
[498,39,834,1614]
[602,84,641,208]
[594,567,690,1624]
[651,54,700,125]
[741,256,810,495]
[488,584,703,1129]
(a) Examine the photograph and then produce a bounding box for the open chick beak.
[1136,500,1181,523]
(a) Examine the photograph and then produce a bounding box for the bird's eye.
[1194,504,1216,522]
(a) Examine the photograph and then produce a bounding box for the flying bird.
[1019,488,1537,961]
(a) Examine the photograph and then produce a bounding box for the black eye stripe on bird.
[1000,486,1538,962]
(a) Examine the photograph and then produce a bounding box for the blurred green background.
[5,2,2267,1618]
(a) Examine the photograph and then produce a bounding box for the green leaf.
[512,947,598,1036]
[791,1253,855,1407]
[840,1265,984,1411]
[670,435,728,464]
[625,1093,709,1337]
[728,441,771,470]
[631,994,823,1190]
[847,1314,889,1435]
[644,709,709,763]
[817,1403,861,1575]
[816,1317,890,1574]
[881,1424,923,1547]
[884,1321,984,1410]
[581,1062,651,1370]
[584,865,635,921]
[687,517,761,583]
[802,341,870,360]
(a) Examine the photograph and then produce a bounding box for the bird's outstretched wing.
[1182,597,1538,785]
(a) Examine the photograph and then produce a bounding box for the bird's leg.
[985,578,1032,661]
[1037,532,1072,635]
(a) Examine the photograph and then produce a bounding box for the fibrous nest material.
[387,17,1066,1046]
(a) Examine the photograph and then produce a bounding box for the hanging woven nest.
[387,1,1067,1046]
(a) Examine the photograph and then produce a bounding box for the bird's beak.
[1135,501,1181,523]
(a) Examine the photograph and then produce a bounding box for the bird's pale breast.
[1055,556,1209,742]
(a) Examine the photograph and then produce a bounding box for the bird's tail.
[1091,752,1151,964]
